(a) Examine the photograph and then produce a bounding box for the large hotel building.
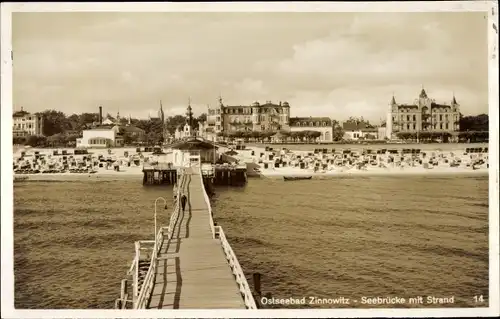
[207,97,291,133]
[12,107,44,137]
[385,88,460,139]
[206,97,334,142]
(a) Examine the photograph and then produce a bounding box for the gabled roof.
[342,121,372,131]
[419,88,428,98]
[169,138,218,150]
[431,103,452,108]
[13,110,30,117]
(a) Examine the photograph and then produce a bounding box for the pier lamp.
[154,197,167,252]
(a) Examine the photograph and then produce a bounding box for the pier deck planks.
[147,168,246,309]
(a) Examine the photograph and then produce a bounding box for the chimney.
[99,106,103,125]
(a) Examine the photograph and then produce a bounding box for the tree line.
[13,109,207,147]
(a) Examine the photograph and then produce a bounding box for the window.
[413,115,416,121]
[407,124,410,130]
[445,123,449,129]
[413,124,416,130]
[407,115,410,121]
[261,125,265,131]
[440,123,443,129]
[433,124,437,129]
[316,122,319,126]
[439,114,443,121]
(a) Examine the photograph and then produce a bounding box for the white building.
[76,127,123,148]
[198,121,217,142]
[289,117,334,142]
[174,123,194,140]
[170,138,218,166]
[342,122,379,141]
[12,107,44,137]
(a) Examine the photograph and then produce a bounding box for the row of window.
[210,108,288,115]
[395,114,458,122]
[14,116,37,121]
[294,121,329,127]
[89,138,108,145]
[397,108,456,113]
[13,123,33,129]
[398,123,457,130]
[222,115,290,123]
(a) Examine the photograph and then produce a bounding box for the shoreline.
[14,167,489,182]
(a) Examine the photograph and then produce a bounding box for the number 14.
[473,295,485,303]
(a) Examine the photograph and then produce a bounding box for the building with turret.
[386,88,461,139]
[206,96,290,134]
[174,99,196,140]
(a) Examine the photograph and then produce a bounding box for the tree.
[331,120,345,141]
[459,113,488,132]
[13,136,26,145]
[26,135,47,147]
[344,116,374,128]
[166,115,187,135]
[39,110,71,136]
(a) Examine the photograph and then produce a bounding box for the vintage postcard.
[1,1,498,318]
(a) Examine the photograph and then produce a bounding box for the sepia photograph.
[1,1,498,318]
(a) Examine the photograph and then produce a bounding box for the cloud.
[12,12,488,122]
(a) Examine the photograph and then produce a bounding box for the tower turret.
[186,97,193,129]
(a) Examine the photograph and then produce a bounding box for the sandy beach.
[12,143,489,182]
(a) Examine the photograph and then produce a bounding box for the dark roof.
[290,117,332,126]
[169,138,218,150]
[398,104,418,109]
[259,102,282,108]
[224,105,250,109]
[89,125,114,130]
[13,111,30,117]
[431,103,452,108]
[342,122,372,131]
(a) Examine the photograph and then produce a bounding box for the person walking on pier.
[180,194,188,213]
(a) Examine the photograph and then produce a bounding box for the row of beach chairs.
[465,148,488,153]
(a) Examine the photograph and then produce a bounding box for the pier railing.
[198,164,216,238]
[197,165,257,309]
[129,175,184,309]
[214,226,257,309]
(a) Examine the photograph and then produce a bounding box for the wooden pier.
[117,158,256,309]
[201,164,247,186]
[143,163,178,185]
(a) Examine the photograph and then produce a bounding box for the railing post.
[253,273,261,296]
[133,241,140,308]
[121,278,128,302]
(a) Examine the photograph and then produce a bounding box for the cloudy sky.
[12,11,488,122]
